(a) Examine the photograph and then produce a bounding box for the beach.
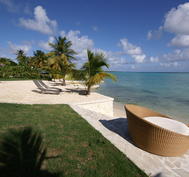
[1,72,188,123]
[0,80,114,116]
[0,80,127,118]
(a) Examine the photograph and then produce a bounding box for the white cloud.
[8,41,31,54]
[147,31,152,40]
[38,36,54,51]
[147,26,163,40]
[146,2,189,66]
[170,34,189,47]
[19,6,57,35]
[92,49,127,66]
[119,39,142,55]
[131,65,136,69]
[163,3,189,62]
[150,56,159,63]
[133,54,146,63]
[164,3,189,35]
[160,62,179,67]
[119,38,146,63]
[148,3,189,48]
[162,48,189,63]
[60,30,94,54]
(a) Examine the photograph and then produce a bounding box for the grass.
[0,103,148,177]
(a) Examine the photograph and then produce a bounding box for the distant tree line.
[0,36,116,94]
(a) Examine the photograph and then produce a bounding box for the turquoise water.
[96,72,189,123]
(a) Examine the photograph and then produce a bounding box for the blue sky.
[0,0,189,72]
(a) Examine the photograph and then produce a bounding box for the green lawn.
[0,103,147,177]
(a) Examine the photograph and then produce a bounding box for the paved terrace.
[71,105,189,177]
[0,80,188,177]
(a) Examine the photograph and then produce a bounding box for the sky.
[0,0,189,72]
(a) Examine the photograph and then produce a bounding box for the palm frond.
[81,50,116,94]
[0,127,47,177]
[87,72,116,86]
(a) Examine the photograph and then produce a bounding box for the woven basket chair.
[124,104,189,157]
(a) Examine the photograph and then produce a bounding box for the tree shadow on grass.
[0,127,62,177]
[0,170,61,177]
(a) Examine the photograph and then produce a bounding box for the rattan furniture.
[124,104,189,157]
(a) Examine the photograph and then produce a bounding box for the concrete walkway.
[71,105,189,177]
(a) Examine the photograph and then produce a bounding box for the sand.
[0,80,114,116]
[0,80,111,104]
[0,80,124,117]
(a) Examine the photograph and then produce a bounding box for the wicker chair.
[124,104,189,157]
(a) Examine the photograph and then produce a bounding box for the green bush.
[0,66,50,80]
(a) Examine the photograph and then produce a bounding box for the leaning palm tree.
[81,50,116,95]
[0,127,47,177]
[48,36,77,85]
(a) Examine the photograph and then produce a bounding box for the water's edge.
[96,72,189,123]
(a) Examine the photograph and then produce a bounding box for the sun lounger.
[124,104,189,156]
[38,80,62,91]
[33,80,61,94]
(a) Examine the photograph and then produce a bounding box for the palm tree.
[16,50,28,66]
[49,36,77,85]
[30,50,48,69]
[48,52,75,85]
[49,36,76,59]
[81,50,116,95]
[0,127,47,177]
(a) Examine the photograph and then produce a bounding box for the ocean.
[96,72,189,123]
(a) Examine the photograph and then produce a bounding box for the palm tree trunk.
[62,78,66,86]
[87,85,91,95]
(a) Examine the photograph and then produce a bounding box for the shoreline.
[1,79,188,123]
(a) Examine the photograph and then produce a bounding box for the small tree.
[30,50,48,69]
[16,50,28,66]
[0,57,17,67]
[81,50,116,95]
